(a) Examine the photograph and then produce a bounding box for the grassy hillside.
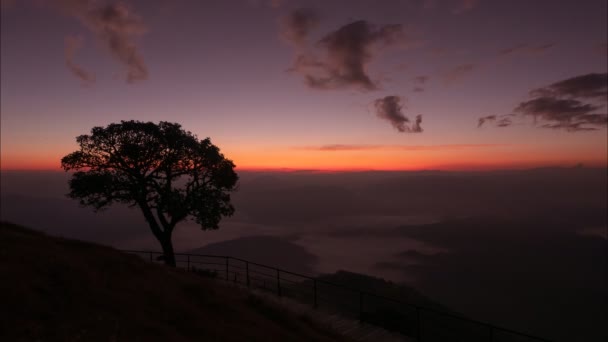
[0,222,353,342]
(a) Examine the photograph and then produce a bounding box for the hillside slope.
[0,222,352,342]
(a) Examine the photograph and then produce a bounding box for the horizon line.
[1,164,605,173]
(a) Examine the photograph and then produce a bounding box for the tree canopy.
[61,120,238,266]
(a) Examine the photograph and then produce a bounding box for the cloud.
[498,43,555,57]
[284,13,407,91]
[515,97,599,119]
[280,8,319,47]
[477,115,496,128]
[373,96,423,133]
[477,114,513,128]
[64,34,95,85]
[442,63,475,84]
[58,0,148,83]
[411,114,423,132]
[530,73,608,100]
[293,144,503,151]
[515,97,606,131]
[496,116,513,127]
[479,73,608,132]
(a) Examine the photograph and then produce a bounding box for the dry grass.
[0,222,353,342]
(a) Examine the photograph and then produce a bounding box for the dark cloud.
[374,96,423,133]
[496,116,513,127]
[412,87,425,92]
[411,114,423,132]
[498,43,555,57]
[285,14,406,91]
[280,8,319,47]
[442,63,475,84]
[530,73,608,100]
[479,73,608,132]
[477,115,496,128]
[515,97,598,119]
[539,122,600,131]
[478,114,513,128]
[64,34,95,85]
[58,0,148,83]
[515,97,606,131]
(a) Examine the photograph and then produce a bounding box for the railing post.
[416,306,422,341]
[313,279,318,309]
[187,254,190,271]
[225,257,229,281]
[246,261,250,288]
[277,269,281,297]
[489,325,494,342]
[149,252,153,262]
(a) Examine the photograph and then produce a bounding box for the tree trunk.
[137,201,177,267]
[159,235,177,267]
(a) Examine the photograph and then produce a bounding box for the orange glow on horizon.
[2,148,606,172]
[2,141,606,171]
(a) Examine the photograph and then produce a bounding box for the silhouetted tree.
[61,121,238,266]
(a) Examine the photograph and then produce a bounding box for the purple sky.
[1,0,606,170]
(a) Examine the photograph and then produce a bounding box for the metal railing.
[121,250,551,342]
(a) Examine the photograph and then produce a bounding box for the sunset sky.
[1,0,607,171]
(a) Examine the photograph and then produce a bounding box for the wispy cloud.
[283,9,408,91]
[58,0,148,83]
[64,34,95,85]
[530,73,608,100]
[478,114,513,128]
[294,144,503,151]
[374,96,423,133]
[479,73,608,132]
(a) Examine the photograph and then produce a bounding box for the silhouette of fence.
[121,250,551,342]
